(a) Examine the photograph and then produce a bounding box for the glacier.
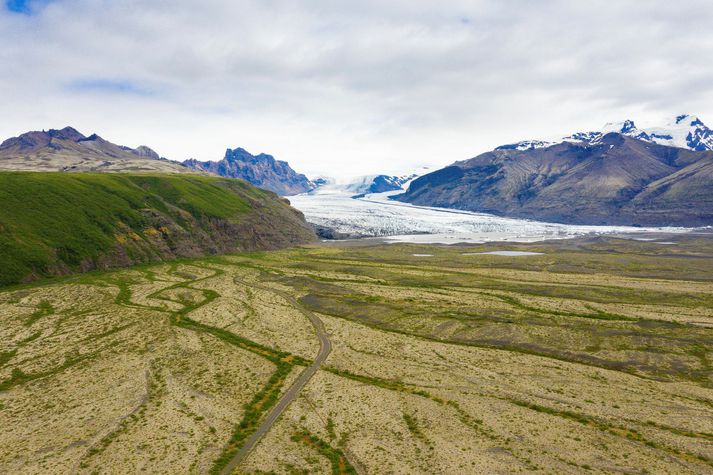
[288,183,692,244]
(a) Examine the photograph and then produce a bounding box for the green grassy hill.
[0,172,315,286]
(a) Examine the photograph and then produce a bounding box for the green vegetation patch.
[24,299,54,326]
[402,413,429,444]
[511,399,713,468]
[210,362,293,474]
[0,351,90,392]
[291,429,358,475]
[292,273,713,386]
[0,172,263,286]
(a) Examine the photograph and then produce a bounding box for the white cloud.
[1,0,713,177]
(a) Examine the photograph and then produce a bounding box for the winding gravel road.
[220,283,332,475]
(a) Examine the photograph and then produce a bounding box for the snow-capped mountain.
[308,168,430,196]
[496,114,713,152]
[592,115,713,151]
[494,139,553,151]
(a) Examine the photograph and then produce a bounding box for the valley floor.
[1,235,712,474]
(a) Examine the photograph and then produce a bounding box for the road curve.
[220,283,332,475]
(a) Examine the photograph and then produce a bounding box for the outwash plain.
[1,235,712,474]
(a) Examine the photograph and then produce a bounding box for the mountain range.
[497,114,713,152]
[0,127,191,174]
[0,127,319,284]
[183,148,314,196]
[0,127,314,195]
[396,115,713,227]
[4,118,713,229]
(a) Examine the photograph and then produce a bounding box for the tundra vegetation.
[1,235,712,474]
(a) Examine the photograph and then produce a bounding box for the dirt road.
[220,284,332,475]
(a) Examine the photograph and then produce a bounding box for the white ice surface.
[288,187,693,244]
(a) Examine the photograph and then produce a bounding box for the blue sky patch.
[68,79,155,96]
[5,0,49,14]
[6,0,32,13]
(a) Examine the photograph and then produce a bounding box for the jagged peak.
[79,133,103,142]
[224,147,277,164]
[671,114,700,126]
[182,146,312,195]
[601,119,637,134]
[47,126,86,141]
[663,114,708,130]
[495,139,554,151]
[226,146,249,155]
[132,145,160,160]
[500,114,713,153]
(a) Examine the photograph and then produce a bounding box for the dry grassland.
[1,235,712,473]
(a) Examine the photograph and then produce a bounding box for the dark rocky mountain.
[183,147,313,196]
[0,126,190,173]
[396,133,713,227]
[0,126,86,152]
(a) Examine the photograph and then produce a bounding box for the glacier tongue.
[288,188,688,244]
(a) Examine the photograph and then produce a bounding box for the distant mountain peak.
[398,123,713,227]
[602,119,637,134]
[132,145,161,160]
[621,119,637,133]
[183,147,313,196]
[48,126,86,141]
[0,126,184,173]
[672,114,701,126]
[495,139,554,151]
[504,114,713,153]
[80,133,103,142]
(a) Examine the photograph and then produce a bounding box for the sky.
[2,0,713,177]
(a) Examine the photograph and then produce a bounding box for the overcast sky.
[2,0,713,177]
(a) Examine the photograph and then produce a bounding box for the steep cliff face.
[0,172,316,286]
[396,134,713,227]
[184,147,314,196]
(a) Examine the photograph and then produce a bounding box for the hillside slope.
[0,172,315,285]
[184,147,313,195]
[0,127,191,173]
[396,134,713,226]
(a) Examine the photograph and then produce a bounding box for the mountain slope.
[183,147,313,195]
[0,172,316,286]
[0,127,191,173]
[396,133,713,226]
